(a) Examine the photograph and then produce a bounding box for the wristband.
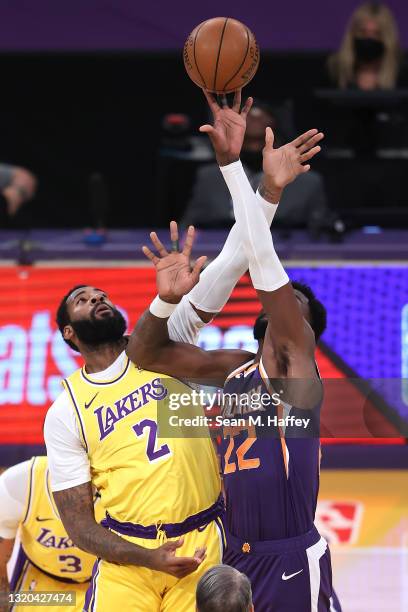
[149,296,178,318]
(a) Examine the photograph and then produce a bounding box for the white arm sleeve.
[167,296,207,346]
[187,193,278,314]
[44,392,91,492]
[220,161,289,291]
[0,461,31,539]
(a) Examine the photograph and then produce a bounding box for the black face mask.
[240,150,263,172]
[354,37,385,62]
[70,306,127,349]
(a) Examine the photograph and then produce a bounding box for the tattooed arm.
[0,537,13,611]
[53,483,205,577]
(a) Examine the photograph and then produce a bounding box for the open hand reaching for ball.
[260,126,324,203]
[142,222,207,304]
[199,89,253,166]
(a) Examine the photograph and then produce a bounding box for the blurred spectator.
[196,564,254,612]
[181,101,329,231]
[328,2,402,90]
[0,164,37,226]
[319,1,408,225]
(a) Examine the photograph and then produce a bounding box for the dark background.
[1,0,407,229]
[2,51,406,229]
[0,52,324,227]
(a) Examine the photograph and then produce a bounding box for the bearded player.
[0,456,104,612]
[130,91,336,611]
[41,88,302,612]
[43,199,290,612]
[43,288,226,611]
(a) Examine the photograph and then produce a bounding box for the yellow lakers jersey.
[20,456,103,582]
[62,355,220,525]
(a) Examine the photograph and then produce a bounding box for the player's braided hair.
[253,281,327,342]
[56,285,87,352]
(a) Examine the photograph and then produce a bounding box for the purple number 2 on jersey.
[133,419,171,462]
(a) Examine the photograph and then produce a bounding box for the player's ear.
[63,325,74,342]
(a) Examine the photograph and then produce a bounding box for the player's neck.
[255,340,263,363]
[81,337,127,374]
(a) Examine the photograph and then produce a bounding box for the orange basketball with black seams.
[183,17,260,94]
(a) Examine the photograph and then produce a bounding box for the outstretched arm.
[186,190,278,320]
[127,222,252,383]
[198,92,323,355]
[214,112,323,379]
[168,91,279,346]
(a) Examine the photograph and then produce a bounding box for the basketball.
[183,17,260,94]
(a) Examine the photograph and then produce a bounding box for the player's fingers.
[163,537,184,552]
[172,556,200,569]
[149,232,168,257]
[173,536,184,548]
[301,164,311,173]
[193,546,207,562]
[264,126,275,150]
[292,128,318,148]
[232,89,242,112]
[182,225,195,256]
[202,89,220,113]
[142,246,160,265]
[300,145,321,162]
[241,96,253,118]
[169,220,179,252]
[297,131,324,154]
[199,124,215,134]
[191,255,207,280]
[174,565,198,578]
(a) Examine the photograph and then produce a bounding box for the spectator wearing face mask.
[328,1,402,91]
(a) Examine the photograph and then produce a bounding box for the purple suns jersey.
[219,359,321,542]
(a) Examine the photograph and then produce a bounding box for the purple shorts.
[223,525,334,612]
